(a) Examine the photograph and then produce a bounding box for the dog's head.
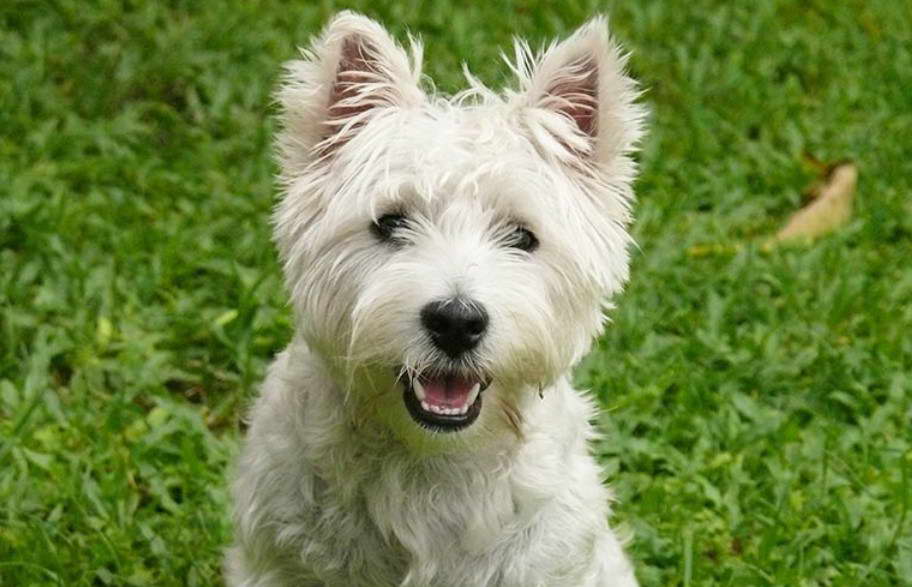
[273,12,645,450]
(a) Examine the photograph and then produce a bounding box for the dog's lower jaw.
[227,343,638,587]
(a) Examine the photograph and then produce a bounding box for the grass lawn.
[2,0,911,584]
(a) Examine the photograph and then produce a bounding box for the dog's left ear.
[515,17,645,166]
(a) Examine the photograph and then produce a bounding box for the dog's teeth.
[414,400,475,417]
[467,382,481,406]
[413,378,426,401]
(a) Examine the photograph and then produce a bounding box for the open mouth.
[401,371,490,432]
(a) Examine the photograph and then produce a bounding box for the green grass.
[2,0,910,584]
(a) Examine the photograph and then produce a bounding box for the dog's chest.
[308,459,537,586]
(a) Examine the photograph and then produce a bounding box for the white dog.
[227,11,646,586]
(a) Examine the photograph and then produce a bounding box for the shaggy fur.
[227,11,646,586]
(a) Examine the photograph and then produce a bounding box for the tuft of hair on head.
[275,11,426,178]
[509,16,647,170]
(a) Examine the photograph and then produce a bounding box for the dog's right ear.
[277,12,425,174]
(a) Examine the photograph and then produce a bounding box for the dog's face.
[273,12,644,450]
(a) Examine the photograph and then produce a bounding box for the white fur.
[227,11,646,586]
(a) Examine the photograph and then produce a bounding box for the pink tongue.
[422,375,474,408]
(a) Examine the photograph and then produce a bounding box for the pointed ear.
[516,16,645,166]
[276,11,425,174]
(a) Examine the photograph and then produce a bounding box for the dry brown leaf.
[687,160,858,257]
[769,162,858,246]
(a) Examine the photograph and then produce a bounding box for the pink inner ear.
[548,56,599,139]
[326,36,380,137]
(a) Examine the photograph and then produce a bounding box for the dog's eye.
[372,213,409,243]
[507,226,538,252]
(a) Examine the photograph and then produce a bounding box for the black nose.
[421,298,489,358]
